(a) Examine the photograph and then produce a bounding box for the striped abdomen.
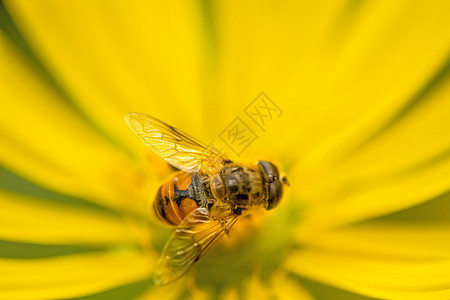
[153,172,204,226]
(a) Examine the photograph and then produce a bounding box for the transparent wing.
[125,113,229,173]
[154,207,239,286]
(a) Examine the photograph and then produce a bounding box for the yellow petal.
[212,0,350,159]
[288,0,450,166]
[212,0,450,162]
[0,190,137,245]
[297,192,450,259]
[301,155,450,231]
[297,221,450,261]
[219,288,240,300]
[0,31,155,211]
[286,248,450,300]
[244,270,314,300]
[296,61,450,229]
[4,0,208,138]
[0,250,153,299]
[286,0,450,186]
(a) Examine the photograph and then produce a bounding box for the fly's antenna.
[281,174,290,186]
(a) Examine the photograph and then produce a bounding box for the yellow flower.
[1,0,449,299]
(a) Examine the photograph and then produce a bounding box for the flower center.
[191,201,302,296]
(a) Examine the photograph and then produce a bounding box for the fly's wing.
[154,207,239,286]
[125,113,229,173]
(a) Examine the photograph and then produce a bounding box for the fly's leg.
[218,218,230,236]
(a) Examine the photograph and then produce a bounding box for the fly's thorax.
[210,163,264,207]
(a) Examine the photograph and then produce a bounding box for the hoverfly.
[125,113,288,285]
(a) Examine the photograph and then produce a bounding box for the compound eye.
[267,179,283,210]
[258,161,283,210]
[258,161,279,178]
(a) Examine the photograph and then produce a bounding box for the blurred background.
[1,0,449,299]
